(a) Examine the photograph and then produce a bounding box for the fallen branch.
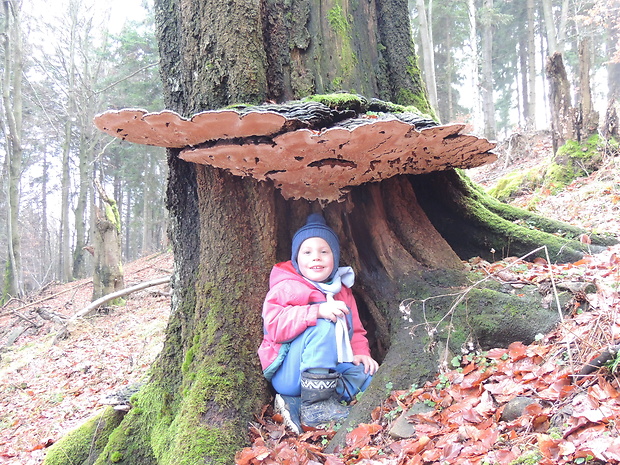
[72,276,171,320]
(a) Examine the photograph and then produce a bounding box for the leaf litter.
[0,147,618,465]
[237,154,620,464]
[0,252,173,465]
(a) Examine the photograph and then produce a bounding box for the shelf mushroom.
[94,97,496,202]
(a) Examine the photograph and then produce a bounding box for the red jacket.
[258,261,371,380]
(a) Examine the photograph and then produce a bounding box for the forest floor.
[0,133,619,465]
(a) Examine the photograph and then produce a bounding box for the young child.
[258,213,379,433]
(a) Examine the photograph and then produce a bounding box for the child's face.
[297,237,334,282]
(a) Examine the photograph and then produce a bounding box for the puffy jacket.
[258,261,370,380]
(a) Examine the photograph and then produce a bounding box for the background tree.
[13,0,166,293]
[41,1,617,464]
[0,0,25,300]
[412,0,439,110]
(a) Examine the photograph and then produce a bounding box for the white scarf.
[307,267,355,363]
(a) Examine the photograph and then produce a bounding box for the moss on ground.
[544,135,603,191]
[43,407,125,465]
[458,171,617,251]
[487,166,546,202]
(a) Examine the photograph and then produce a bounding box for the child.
[258,213,379,433]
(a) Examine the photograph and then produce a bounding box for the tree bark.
[525,0,536,129]
[480,0,496,139]
[1,0,24,300]
[47,1,615,464]
[541,0,557,54]
[546,52,576,153]
[415,0,438,110]
[92,182,124,302]
[58,4,78,282]
[576,37,599,140]
[467,0,482,131]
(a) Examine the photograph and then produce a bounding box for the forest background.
[0,0,617,313]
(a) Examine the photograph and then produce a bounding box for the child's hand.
[353,354,379,375]
[317,300,349,322]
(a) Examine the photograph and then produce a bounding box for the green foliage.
[604,349,620,373]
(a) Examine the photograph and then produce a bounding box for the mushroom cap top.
[94,101,496,202]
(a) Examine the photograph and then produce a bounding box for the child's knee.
[314,318,336,331]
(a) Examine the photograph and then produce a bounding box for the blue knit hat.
[291,213,340,281]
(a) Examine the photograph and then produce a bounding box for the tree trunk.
[519,34,529,128]
[576,37,599,140]
[541,0,557,54]
[73,137,91,279]
[525,0,536,129]
[1,0,24,300]
[47,1,614,464]
[58,5,78,282]
[141,158,155,255]
[602,27,619,139]
[415,0,438,110]
[92,182,124,302]
[546,52,576,153]
[480,0,496,139]
[468,0,482,131]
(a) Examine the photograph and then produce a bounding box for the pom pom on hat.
[291,213,340,280]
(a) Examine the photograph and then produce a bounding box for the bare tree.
[414,0,438,110]
[480,0,496,139]
[0,0,24,299]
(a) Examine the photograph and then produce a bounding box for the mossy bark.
[48,1,617,464]
[92,196,124,302]
[43,408,125,465]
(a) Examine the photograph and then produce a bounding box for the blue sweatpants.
[271,319,373,401]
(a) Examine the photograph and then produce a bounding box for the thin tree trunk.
[602,25,619,139]
[141,158,155,255]
[73,137,90,278]
[445,15,454,121]
[541,0,557,54]
[481,0,496,139]
[468,0,482,131]
[526,0,537,129]
[577,37,598,139]
[416,0,438,109]
[546,52,576,152]
[519,35,529,128]
[124,187,132,260]
[92,180,124,301]
[1,0,24,298]
[558,0,569,51]
[41,149,49,281]
[58,6,77,282]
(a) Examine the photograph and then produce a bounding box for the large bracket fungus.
[94,96,497,202]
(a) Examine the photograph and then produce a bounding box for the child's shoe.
[274,394,303,434]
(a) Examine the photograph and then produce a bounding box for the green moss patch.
[544,135,604,192]
[487,166,545,202]
[43,407,125,465]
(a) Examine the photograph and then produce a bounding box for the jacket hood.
[269,261,306,289]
